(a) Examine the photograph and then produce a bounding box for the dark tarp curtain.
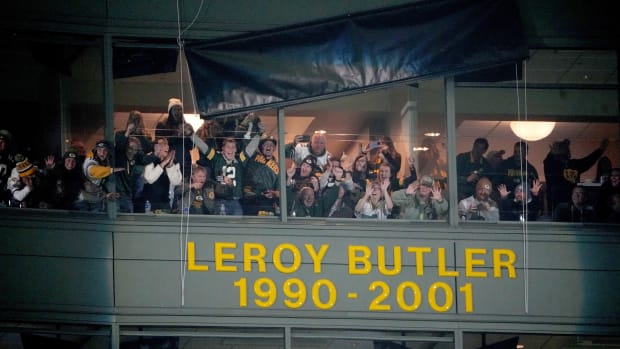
[185,0,528,118]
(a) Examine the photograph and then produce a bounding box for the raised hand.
[530,179,543,196]
[310,176,319,192]
[380,179,390,193]
[22,175,33,188]
[162,149,176,168]
[182,123,194,136]
[125,122,136,135]
[406,181,418,195]
[431,186,442,201]
[498,184,510,198]
[286,164,296,179]
[44,155,56,169]
[365,181,373,196]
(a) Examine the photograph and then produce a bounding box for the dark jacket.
[499,195,540,221]
[544,147,603,210]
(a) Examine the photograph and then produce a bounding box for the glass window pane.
[113,46,280,217]
[464,332,620,349]
[455,50,618,223]
[120,327,284,349]
[292,329,453,349]
[1,33,103,211]
[283,78,448,221]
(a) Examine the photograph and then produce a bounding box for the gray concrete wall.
[1,210,618,334]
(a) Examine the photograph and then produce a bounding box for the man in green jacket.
[391,175,448,220]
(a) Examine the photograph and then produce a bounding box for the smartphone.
[368,140,381,150]
[300,134,311,142]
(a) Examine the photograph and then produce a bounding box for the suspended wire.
[175,0,209,308]
[180,0,207,37]
[523,60,529,314]
[175,0,185,307]
[516,61,529,314]
[176,0,191,307]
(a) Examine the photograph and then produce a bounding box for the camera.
[300,134,311,143]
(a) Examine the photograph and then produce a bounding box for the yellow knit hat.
[15,155,35,177]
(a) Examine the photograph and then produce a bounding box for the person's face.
[355,156,367,171]
[96,147,108,160]
[221,141,237,161]
[610,170,620,187]
[558,144,571,159]
[370,183,382,200]
[170,105,183,121]
[489,155,502,169]
[126,141,141,160]
[128,113,142,130]
[514,187,527,202]
[379,139,389,151]
[157,142,170,161]
[301,189,315,207]
[0,137,6,151]
[64,157,76,170]
[475,186,490,201]
[514,143,527,159]
[418,184,431,198]
[571,188,586,205]
[379,165,391,180]
[332,166,344,180]
[20,174,34,184]
[310,134,326,155]
[191,170,206,189]
[473,142,488,157]
[261,141,275,158]
[300,162,313,177]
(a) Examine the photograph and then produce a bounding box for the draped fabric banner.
[185,0,528,117]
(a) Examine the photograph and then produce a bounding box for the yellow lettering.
[215,242,237,272]
[273,243,301,274]
[377,246,402,276]
[305,243,330,273]
[187,241,209,271]
[348,245,371,275]
[243,243,266,272]
[493,249,517,278]
[407,247,431,276]
[437,247,459,277]
[465,248,487,277]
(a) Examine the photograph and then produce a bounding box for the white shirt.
[293,143,331,171]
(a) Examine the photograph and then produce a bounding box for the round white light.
[184,114,205,133]
[509,121,556,141]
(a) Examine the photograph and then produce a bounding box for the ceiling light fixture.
[424,132,441,137]
[412,146,429,151]
[184,113,205,133]
[509,121,555,141]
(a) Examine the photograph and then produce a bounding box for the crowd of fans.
[1,99,617,223]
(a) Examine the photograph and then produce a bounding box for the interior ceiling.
[518,49,617,86]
